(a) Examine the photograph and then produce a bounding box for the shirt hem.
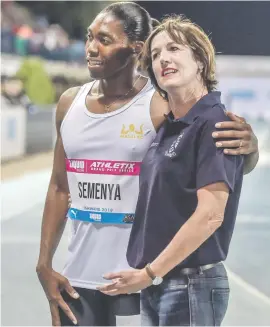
[68,278,141,293]
[68,278,107,290]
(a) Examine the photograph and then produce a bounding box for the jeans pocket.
[211,288,230,326]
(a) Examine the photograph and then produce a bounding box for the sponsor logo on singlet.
[66,159,141,175]
[120,124,144,139]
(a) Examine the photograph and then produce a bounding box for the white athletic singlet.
[61,79,156,289]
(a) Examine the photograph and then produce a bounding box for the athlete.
[36,2,259,326]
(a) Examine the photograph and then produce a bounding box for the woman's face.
[150,31,201,93]
[85,13,134,80]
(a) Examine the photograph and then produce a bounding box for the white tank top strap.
[60,82,94,133]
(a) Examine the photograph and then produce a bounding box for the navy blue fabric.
[127,92,244,269]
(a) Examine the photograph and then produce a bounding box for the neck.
[99,62,142,97]
[168,84,208,119]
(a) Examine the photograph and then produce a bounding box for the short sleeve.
[196,111,244,192]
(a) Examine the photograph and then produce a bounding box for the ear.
[197,62,204,72]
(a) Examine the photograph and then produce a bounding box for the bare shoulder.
[56,86,81,130]
[57,86,81,118]
[150,91,170,131]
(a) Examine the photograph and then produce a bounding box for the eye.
[86,33,93,41]
[151,52,159,60]
[169,46,179,52]
[99,36,111,45]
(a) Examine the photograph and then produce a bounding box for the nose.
[160,50,171,67]
[86,39,99,57]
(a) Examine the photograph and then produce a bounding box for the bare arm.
[150,91,169,131]
[150,183,229,277]
[37,129,69,270]
[36,87,80,326]
[37,87,80,270]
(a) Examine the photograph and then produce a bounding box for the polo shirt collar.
[166,91,221,125]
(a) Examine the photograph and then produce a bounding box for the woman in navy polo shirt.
[99,16,245,326]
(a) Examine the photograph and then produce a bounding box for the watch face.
[153,276,163,285]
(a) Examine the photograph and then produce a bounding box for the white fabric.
[60,79,156,289]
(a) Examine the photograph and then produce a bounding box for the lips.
[161,68,178,77]
[86,56,103,67]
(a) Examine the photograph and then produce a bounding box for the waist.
[166,261,224,279]
[177,261,222,275]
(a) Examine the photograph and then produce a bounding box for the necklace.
[93,75,142,112]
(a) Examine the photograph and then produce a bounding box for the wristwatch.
[145,264,163,285]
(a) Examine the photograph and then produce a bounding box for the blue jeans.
[141,262,229,326]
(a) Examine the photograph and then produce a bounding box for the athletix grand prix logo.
[66,159,141,176]
[120,124,144,139]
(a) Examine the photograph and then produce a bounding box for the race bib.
[66,159,141,224]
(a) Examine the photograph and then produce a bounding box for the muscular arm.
[37,87,80,271]
[36,87,80,326]
[150,91,168,131]
[213,112,259,174]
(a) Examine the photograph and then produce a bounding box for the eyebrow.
[151,41,177,54]
[87,28,113,39]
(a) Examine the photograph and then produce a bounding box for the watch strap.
[145,263,155,280]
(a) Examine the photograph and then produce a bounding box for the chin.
[88,69,105,80]
[159,81,177,92]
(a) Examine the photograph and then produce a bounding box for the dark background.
[16,1,270,56]
[140,1,270,56]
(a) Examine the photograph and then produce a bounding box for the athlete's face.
[85,13,134,80]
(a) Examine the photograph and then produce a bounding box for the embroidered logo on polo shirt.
[120,124,144,139]
[165,132,184,158]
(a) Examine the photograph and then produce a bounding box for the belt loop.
[198,266,204,275]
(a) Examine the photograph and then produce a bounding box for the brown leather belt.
[179,262,221,275]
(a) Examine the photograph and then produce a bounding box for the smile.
[86,56,103,66]
[162,68,178,77]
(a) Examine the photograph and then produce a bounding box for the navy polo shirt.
[127,92,244,269]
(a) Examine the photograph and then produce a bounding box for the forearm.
[243,150,259,175]
[150,209,223,277]
[37,184,69,270]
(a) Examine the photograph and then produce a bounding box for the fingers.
[212,130,250,139]
[97,281,118,292]
[215,140,246,149]
[57,296,77,325]
[50,303,61,327]
[64,281,80,299]
[215,121,248,131]
[223,148,245,155]
[102,272,123,280]
[226,111,246,124]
